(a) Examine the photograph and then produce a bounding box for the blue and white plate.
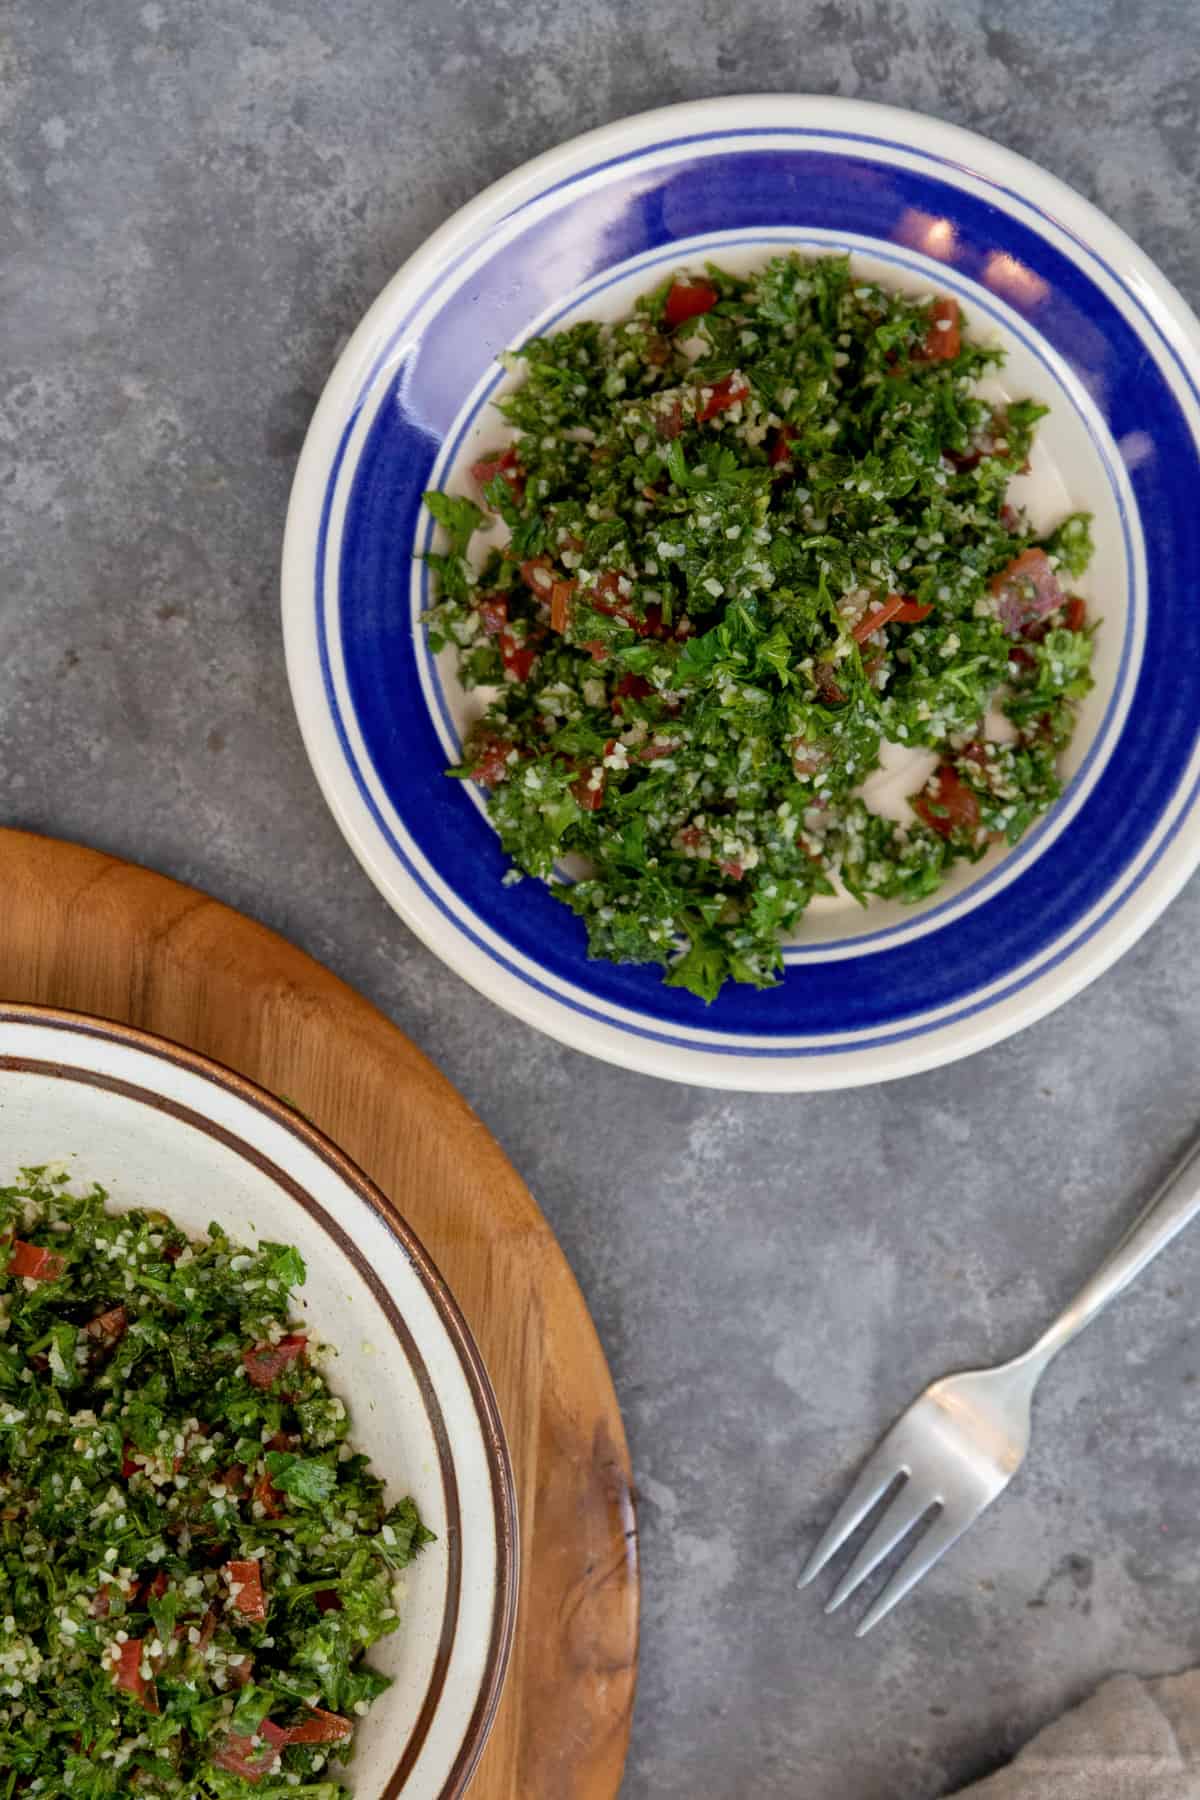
[282,96,1200,1091]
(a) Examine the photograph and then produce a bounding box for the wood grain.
[0,827,639,1800]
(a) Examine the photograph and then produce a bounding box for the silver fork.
[799,1131,1200,1636]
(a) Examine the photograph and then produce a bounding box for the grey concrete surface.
[6,2,1200,1794]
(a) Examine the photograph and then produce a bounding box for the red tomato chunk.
[918,296,961,361]
[5,1239,66,1281]
[912,764,980,837]
[226,1559,267,1622]
[663,279,719,328]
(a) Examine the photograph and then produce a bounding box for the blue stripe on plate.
[317,128,1200,1053]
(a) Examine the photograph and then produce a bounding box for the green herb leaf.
[423,490,484,558]
[264,1450,338,1507]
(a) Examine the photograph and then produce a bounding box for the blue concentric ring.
[311,122,1200,1060]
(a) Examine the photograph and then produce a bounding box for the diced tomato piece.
[989,547,1065,636]
[121,1443,140,1479]
[654,396,684,440]
[912,764,981,838]
[144,1570,169,1603]
[242,1334,307,1390]
[612,674,652,714]
[549,578,575,634]
[1064,595,1087,632]
[851,593,935,643]
[695,373,750,423]
[718,860,745,881]
[582,573,670,640]
[588,570,636,625]
[225,1559,267,1622]
[469,732,517,789]
[470,445,524,504]
[252,1467,286,1518]
[476,595,508,636]
[571,768,605,810]
[315,1589,343,1614]
[999,503,1021,533]
[584,639,609,663]
[520,557,555,597]
[918,296,961,362]
[112,1638,158,1712]
[229,1655,255,1688]
[211,1722,288,1781]
[677,825,706,851]
[814,663,847,706]
[639,739,680,762]
[6,1240,65,1281]
[283,1709,355,1746]
[663,278,720,329]
[498,628,537,682]
[888,597,932,624]
[769,424,797,468]
[211,1728,262,1771]
[211,1736,265,1779]
[85,1305,128,1349]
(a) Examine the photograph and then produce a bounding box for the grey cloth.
[953,1675,1200,1799]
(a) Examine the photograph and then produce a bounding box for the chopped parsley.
[0,1168,432,1797]
[423,253,1095,1001]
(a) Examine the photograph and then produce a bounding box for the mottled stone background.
[6,3,1200,1794]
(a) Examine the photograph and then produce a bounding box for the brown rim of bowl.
[0,999,519,1800]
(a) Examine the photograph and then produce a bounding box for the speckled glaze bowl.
[282,95,1200,1090]
[0,1003,517,1800]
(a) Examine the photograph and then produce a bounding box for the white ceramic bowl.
[283,95,1200,1089]
[0,1003,517,1799]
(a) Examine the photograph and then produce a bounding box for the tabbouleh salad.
[423,253,1095,1002]
[0,1168,432,1797]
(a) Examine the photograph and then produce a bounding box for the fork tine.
[824,1480,935,1614]
[797,1444,902,1589]
[854,1508,971,1637]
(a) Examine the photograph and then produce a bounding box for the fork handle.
[1021,1131,1200,1374]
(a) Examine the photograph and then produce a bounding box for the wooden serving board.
[0,828,638,1800]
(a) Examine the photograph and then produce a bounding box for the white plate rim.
[282,94,1200,1091]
